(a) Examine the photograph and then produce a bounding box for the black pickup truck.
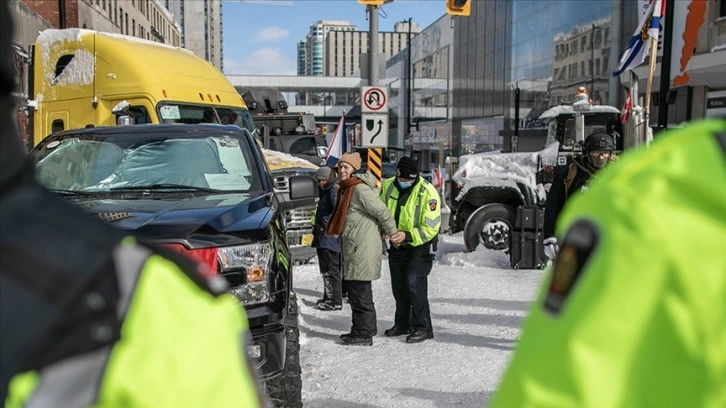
[30,124,315,407]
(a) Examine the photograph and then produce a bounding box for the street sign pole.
[367,4,382,187]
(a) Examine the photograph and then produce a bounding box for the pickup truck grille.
[273,173,316,249]
[286,206,315,248]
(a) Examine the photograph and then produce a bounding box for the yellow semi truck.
[28,29,259,145]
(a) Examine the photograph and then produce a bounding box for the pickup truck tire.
[464,203,516,252]
[265,293,303,408]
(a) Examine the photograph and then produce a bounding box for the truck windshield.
[156,103,258,138]
[559,114,618,150]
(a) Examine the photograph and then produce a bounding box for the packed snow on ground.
[294,232,547,408]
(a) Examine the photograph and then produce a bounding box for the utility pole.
[406,17,413,139]
[590,24,596,98]
[58,0,67,28]
[367,4,383,187]
[368,5,379,88]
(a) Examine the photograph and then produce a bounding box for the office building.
[165,0,223,70]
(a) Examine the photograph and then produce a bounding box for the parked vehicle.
[243,89,327,166]
[450,89,630,253]
[30,124,315,406]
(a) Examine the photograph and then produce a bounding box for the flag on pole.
[612,0,666,77]
[324,113,348,167]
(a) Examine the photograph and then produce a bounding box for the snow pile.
[451,142,559,202]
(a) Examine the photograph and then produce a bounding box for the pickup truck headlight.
[218,243,273,305]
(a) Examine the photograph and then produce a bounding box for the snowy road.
[294,233,547,408]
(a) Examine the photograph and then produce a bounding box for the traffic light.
[446,0,470,16]
[357,0,384,5]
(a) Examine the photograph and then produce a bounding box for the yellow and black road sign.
[368,147,383,188]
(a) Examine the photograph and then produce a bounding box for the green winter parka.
[339,172,397,281]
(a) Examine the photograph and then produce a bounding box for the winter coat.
[339,172,397,281]
[380,176,441,247]
[544,155,600,238]
[491,118,726,408]
[312,179,340,252]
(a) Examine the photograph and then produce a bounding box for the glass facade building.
[452,0,614,156]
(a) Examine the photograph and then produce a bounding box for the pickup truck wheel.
[265,293,302,408]
[464,203,516,252]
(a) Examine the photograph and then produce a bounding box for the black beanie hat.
[397,156,419,179]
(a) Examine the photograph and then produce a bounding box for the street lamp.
[322,93,331,118]
[406,18,413,134]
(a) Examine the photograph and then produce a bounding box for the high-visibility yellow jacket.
[491,119,726,407]
[5,237,263,408]
[380,177,441,246]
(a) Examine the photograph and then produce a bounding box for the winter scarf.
[325,177,363,236]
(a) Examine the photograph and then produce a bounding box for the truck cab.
[450,89,625,253]
[28,29,258,146]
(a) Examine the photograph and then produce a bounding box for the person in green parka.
[491,118,726,408]
[326,152,398,346]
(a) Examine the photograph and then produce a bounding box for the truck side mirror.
[288,175,318,209]
[316,145,328,158]
[117,115,136,126]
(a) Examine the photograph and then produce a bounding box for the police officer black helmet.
[583,133,615,153]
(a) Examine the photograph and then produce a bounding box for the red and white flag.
[621,89,633,125]
[432,167,443,189]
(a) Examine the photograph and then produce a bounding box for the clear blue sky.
[221,0,445,75]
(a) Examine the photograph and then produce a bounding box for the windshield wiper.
[49,189,93,196]
[109,184,223,193]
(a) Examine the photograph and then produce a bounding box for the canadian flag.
[621,90,633,125]
[432,167,443,189]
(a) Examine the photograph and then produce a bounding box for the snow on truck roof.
[539,104,620,120]
[37,29,186,53]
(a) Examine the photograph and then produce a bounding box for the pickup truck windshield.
[34,133,263,194]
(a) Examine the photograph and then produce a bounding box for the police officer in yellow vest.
[0,5,262,406]
[381,157,441,343]
[491,118,726,407]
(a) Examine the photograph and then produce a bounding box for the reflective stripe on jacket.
[380,176,441,246]
[6,238,262,408]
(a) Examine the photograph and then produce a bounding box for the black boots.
[339,333,373,346]
[316,301,342,311]
[383,326,413,337]
[405,330,434,343]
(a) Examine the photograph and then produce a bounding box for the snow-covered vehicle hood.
[452,142,559,201]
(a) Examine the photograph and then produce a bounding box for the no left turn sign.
[361,86,388,113]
